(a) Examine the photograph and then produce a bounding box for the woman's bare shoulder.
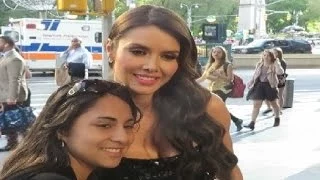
[205,94,231,129]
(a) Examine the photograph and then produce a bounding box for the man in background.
[60,37,92,81]
[0,36,28,151]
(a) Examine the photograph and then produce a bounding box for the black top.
[5,165,99,180]
[97,155,215,180]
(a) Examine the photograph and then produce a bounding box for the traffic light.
[57,0,87,13]
[102,0,115,13]
[93,0,115,13]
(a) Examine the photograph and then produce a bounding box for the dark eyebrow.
[127,43,150,51]
[97,117,117,122]
[97,117,136,123]
[128,43,180,54]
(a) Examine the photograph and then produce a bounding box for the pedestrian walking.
[262,47,287,115]
[244,50,284,130]
[59,37,92,81]
[0,36,29,151]
[197,46,244,131]
[0,79,142,180]
[98,5,243,180]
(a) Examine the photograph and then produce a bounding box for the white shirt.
[60,46,92,69]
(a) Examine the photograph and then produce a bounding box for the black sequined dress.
[98,155,215,180]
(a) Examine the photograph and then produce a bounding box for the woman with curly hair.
[99,5,243,180]
[0,79,142,180]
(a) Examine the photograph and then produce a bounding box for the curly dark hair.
[107,5,238,180]
[0,79,142,179]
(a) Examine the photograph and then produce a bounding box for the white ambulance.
[1,18,103,72]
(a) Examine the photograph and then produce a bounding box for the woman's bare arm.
[206,95,243,180]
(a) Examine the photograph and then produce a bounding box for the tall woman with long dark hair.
[99,5,243,180]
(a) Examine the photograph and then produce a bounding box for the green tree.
[135,0,238,36]
[266,0,320,33]
[0,1,39,27]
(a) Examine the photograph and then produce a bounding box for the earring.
[108,59,114,63]
[61,141,65,148]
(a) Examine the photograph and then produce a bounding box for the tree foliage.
[1,0,319,35]
[266,0,320,33]
[0,1,39,27]
[133,0,239,36]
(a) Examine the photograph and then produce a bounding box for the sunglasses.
[67,79,124,97]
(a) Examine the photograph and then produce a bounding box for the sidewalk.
[229,90,320,180]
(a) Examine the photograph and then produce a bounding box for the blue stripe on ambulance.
[85,46,102,53]
[40,19,60,31]
[41,20,52,30]
[40,43,68,52]
[50,20,60,31]
[20,43,102,53]
[20,43,41,51]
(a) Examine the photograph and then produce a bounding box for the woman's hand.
[247,79,253,89]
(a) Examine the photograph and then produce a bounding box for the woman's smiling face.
[107,25,180,95]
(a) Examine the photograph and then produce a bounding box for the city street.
[1,69,320,180]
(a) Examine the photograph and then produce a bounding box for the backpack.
[223,63,246,98]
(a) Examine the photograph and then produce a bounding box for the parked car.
[232,39,312,54]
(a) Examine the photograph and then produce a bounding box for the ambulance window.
[4,31,20,42]
[95,32,102,43]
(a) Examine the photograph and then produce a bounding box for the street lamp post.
[180,3,199,30]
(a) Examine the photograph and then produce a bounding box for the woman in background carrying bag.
[197,46,244,131]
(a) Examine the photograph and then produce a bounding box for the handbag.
[222,62,246,98]
[0,105,36,131]
[55,66,71,86]
[68,62,85,78]
[230,74,246,98]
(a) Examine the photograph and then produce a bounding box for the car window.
[278,40,289,46]
[248,39,265,47]
[264,41,275,48]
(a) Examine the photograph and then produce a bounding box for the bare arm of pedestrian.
[6,58,24,105]
[206,94,244,180]
[61,46,71,56]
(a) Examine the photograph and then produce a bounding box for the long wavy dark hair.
[0,79,142,179]
[107,5,238,180]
